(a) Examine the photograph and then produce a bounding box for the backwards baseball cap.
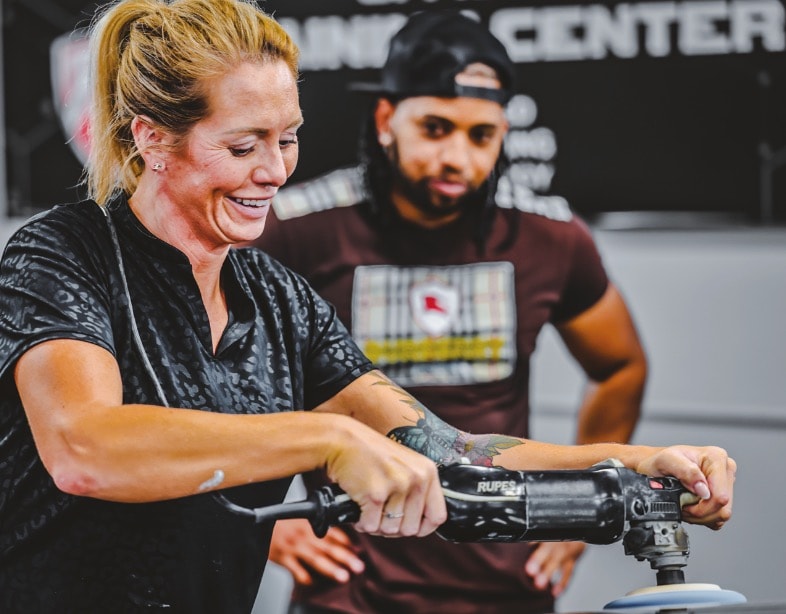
[350,11,514,105]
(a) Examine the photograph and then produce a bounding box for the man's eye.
[230,146,254,157]
[423,122,446,138]
[280,136,298,148]
[470,129,495,145]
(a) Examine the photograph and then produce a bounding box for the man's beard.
[387,141,486,223]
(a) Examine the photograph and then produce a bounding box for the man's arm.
[556,283,647,445]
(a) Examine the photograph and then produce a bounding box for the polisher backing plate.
[604,582,747,611]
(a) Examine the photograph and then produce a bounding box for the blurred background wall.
[2,1,785,611]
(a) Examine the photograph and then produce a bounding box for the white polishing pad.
[604,582,747,611]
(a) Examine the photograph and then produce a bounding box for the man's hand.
[524,542,586,597]
[268,519,365,585]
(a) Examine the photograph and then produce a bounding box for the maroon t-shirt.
[255,167,609,613]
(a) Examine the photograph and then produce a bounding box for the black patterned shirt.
[0,196,372,613]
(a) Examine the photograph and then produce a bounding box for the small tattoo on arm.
[374,372,522,466]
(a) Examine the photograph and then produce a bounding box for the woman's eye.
[230,146,254,157]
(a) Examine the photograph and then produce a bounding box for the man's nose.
[437,133,473,171]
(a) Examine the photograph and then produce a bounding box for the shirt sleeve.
[241,248,373,410]
[0,208,115,381]
[550,215,609,324]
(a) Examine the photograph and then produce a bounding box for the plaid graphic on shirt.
[352,262,517,386]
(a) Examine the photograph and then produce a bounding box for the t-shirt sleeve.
[0,211,115,381]
[550,216,609,324]
[246,250,373,409]
[301,288,374,409]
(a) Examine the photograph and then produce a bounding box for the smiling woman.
[128,59,303,254]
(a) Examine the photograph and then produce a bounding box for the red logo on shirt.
[410,279,459,337]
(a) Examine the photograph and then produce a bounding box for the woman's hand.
[636,445,736,530]
[322,414,446,538]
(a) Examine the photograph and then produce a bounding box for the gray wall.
[3,221,784,612]
[529,227,786,610]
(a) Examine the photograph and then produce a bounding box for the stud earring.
[151,162,163,172]
[379,133,392,147]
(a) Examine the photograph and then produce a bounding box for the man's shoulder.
[273,166,366,221]
[492,179,598,251]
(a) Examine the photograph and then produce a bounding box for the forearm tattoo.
[371,372,523,466]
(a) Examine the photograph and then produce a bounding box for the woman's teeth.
[233,197,268,208]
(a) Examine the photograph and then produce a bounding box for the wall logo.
[50,31,91,165]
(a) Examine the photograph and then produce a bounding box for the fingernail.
[694,481,711,500]
[335,569,350,583]
[350,559,365,573]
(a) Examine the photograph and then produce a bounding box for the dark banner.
[5,0,786,224]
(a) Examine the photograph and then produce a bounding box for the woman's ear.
[131,115,161,148]
[131,115,167,171]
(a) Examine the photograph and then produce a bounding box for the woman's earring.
[378,133,392,147]
[151,162,163,172]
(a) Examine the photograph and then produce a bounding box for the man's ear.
[373,99,396,147]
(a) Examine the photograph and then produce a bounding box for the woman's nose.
[252,147,289,187]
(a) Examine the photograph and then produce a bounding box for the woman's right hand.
[321,415,446,538]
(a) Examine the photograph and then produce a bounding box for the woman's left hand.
[636,445,736,530]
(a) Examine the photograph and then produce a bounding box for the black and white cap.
[350,10,515,105]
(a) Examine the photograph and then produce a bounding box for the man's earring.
[151,162,164,172]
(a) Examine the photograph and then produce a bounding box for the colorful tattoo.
[373,372,522,466]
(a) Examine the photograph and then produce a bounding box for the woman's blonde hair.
[86,0,299,205]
